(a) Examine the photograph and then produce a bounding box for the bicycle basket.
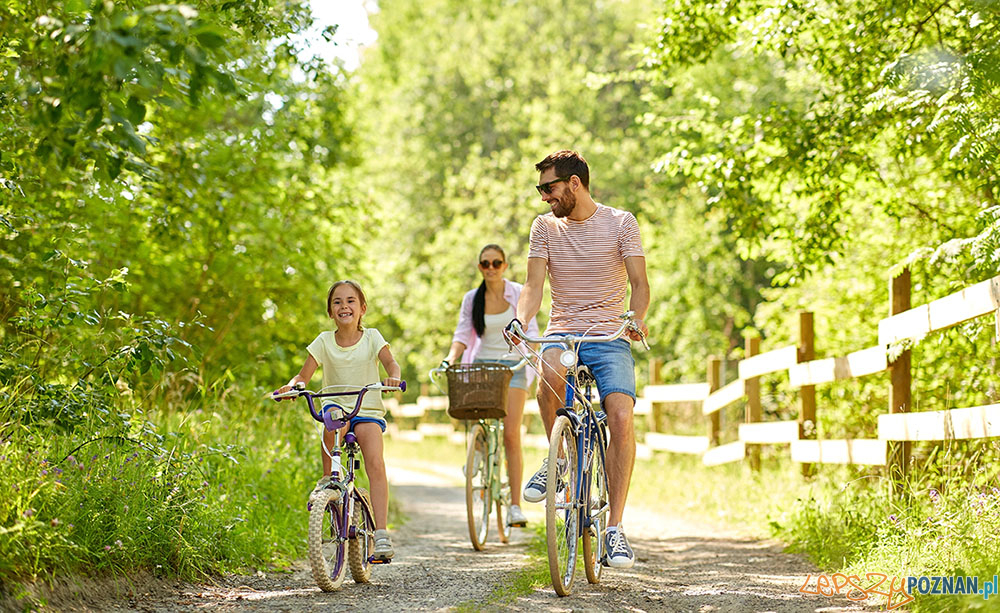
[445,363,512,420]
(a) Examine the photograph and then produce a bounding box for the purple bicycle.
[272,380,405,591]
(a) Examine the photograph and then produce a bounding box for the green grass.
[453,523,550,612]
[0,383,404,608]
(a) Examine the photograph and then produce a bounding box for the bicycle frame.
[554,344,609,542]
[506,313,644,588]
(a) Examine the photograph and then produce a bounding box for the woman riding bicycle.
[443,244,539,529]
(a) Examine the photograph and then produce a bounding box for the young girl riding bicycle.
[275,279,401,561]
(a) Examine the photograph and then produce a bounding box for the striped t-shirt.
[528,203,645,335]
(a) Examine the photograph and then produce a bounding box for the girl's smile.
[330,284,366,329]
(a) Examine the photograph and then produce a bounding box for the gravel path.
[48,462,889,612]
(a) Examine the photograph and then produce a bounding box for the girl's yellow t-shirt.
[306,327,389,419]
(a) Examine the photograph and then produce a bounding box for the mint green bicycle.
[430,358,527,550]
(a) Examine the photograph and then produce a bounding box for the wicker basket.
[445,363,512,420]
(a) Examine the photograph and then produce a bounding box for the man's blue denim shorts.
[474,357,528,390]
[542,336,636,403]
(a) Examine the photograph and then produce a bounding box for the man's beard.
[551,190,577,218]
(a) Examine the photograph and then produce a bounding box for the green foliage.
[0,384,317,586]
[644,0,999,273]
[349,0,769,383]
[771,443,1000,612]
[0,0,367,589]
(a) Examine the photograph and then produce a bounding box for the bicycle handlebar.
[506,311,649,350]
[272,381,406,431]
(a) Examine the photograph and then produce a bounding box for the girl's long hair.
[472,244,506,337]
[327,279,367,331]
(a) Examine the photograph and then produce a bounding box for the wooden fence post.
[648,357,665,433]
[888,268,912,488]
[799,311,816,477]
[707,356,721,446]
[745,336,761,471]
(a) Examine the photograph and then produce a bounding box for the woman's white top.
[476,304,516,360]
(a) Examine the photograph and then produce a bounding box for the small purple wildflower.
[929,488,940,503]
[115,540,123,548]
[104,545,112,551]
[67,455,77,464]
[23,508,35,518]
[40,469,48,476]
[889,514,897,523]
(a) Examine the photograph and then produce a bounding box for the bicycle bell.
[559,349,576,368]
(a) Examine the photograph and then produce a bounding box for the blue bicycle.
[507,313,646,596]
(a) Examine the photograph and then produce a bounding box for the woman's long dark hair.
[472,244,506,337]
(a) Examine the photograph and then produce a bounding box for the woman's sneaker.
[507,504,528,527]
[604,527,635,568]
[373,529,394,561]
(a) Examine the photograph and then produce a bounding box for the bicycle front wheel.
[582,442,608,584]
[465,423,491,550]
[308,488,347,591]
[349,487,376,583]
[546,415,579,596]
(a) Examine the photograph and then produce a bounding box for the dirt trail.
[51,462,887,612]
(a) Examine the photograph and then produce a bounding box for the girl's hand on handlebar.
[272,381,305,400]
[382,377,402,389]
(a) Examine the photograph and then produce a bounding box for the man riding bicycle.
[507,149,650,569]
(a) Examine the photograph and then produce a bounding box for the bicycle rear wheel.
[496,497,511,543]
[582,443,608,584]
[308,488,347,591]
[546,415,579,596]
[465,423,491,550]
[349,487,376,583]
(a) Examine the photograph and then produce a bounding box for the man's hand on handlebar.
[627,318,649,343]
[503,318,524,346]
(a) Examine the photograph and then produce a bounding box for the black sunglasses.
[479,259,505,269]
[535,176,570,195]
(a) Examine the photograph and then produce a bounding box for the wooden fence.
[389,268,1000,477]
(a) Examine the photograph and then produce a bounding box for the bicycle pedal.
[369,557,392,565]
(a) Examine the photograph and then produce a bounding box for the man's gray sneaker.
[603,528,635,568]
[507,504,528,527]
[373,529,394,561]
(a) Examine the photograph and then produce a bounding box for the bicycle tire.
[546,415,579,596]
[582,440,608,584]
[308,488,347,591]
[496,498,511,543]
[496,433,512,544]
[465,423,490,550]
[349,487,376,583]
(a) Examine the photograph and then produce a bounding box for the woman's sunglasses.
[479,259,505,269]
